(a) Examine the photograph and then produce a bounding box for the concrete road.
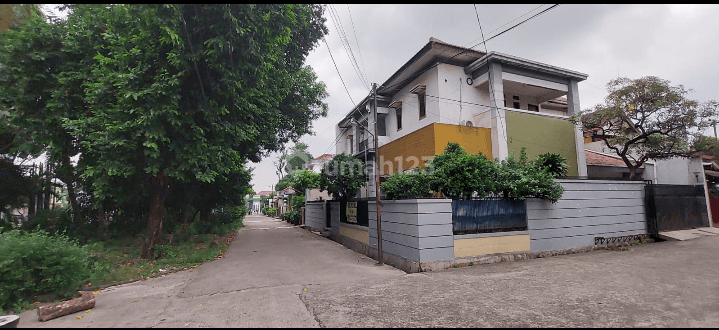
[19,215,719,328]
[303,235,719,328]
[18,215,404,328]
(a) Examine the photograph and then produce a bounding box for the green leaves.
[383,144,564,203]
[319,153,367,201]
[579,76,719,179]
[382,168,432,200]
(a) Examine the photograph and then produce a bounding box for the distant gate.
[645,184,709,236]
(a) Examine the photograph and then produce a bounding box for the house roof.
[377,37,485,97]
[256,190,274,196]
[314,154,334,161]
[464,51,588,82]
[585,149,648,168]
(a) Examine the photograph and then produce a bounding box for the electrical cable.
[323,36,356,107]
[327,4,370,91]
[378,4,561,95]
[347,4,369,88]
[474,3,509,145]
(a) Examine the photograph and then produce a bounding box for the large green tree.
[579,76,718,180]
[0,4,329,258]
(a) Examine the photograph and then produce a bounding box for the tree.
[381,167,432,200]
[494,149,564,203]
[579,76,719,180]
[285,142,313,173]
[693,135,719,160]
[0,159,31,215]
[427,142,497,200]
[319,153,366,201]
[1,4,329,258]
[289,169,320,195]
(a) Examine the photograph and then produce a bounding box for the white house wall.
[385,65,440,141]
[436,64,491,125]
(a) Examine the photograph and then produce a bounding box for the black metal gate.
[645,184,709,236]
[452,199,527,235]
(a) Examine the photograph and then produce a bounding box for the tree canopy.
[0,4,329,257]
[319,153,366,201]
[579,76,718,179]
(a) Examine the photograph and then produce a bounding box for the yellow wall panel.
[378,123,493,175]
[453,235,530,258]
[339,225,369,245]
[433,123,492,159]
[378,123,436,175]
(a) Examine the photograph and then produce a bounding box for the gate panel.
[645,184,708,233]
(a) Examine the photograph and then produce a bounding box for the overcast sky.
[39,4,719,193]
[249,4,719,193]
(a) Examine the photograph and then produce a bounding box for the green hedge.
[0,230,93,311]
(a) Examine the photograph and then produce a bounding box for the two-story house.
[334,37,588,198]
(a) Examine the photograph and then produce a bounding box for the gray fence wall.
[329,201,340,237]
[368,199,454,263]
[304,201,326,231]
[527,179,647,252]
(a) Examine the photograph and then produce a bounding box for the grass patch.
[84,231,237,290]
[3,220,241,315]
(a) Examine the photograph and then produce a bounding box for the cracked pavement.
[18,215,404,328]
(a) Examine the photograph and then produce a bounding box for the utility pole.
[372,83,384,265]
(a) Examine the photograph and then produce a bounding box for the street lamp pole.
[372,83,384,265]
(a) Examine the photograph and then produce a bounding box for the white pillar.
[488,62,509,160]
[567,79,587,177]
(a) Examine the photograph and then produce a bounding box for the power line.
[346,4,369,86]
[462,4,548,49]
[327,4,370,91]
[378,4,561,94]
[474,3,508,144]
[323,36,356,107]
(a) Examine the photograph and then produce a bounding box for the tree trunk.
[37,291,95,322]
[181,192,195,227]
[141,173,169,259]
[61,155,82,222]
[97,204,106,237]
[628,166,638,181]
[43,162,52,210]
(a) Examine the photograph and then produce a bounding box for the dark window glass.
[528,104,539,112]
[513,102,520,109]
[396,107,402,130]
[419,92,426,118]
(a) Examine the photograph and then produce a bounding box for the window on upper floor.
[396,107,402,131]
[528,104,539,112]
[418,92,426,119]
[410,84,426,120]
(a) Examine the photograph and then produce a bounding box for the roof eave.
[464,51,588,82]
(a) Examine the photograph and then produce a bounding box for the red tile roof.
[256,191,274,196]
[585,149,644,168]
[314,154,334,161]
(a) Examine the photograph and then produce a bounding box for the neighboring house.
[246,191,274,214]
[305,154,334,201]
[334,37,588,198]
[306,153,334,174]
[275,186,296,215]
[585,149,656,181]
[584,141,707,185]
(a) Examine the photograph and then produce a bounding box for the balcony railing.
[358,139,369,153]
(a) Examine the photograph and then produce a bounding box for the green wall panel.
[504,111,578,176]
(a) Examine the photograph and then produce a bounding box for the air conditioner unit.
[461,120,474,127]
